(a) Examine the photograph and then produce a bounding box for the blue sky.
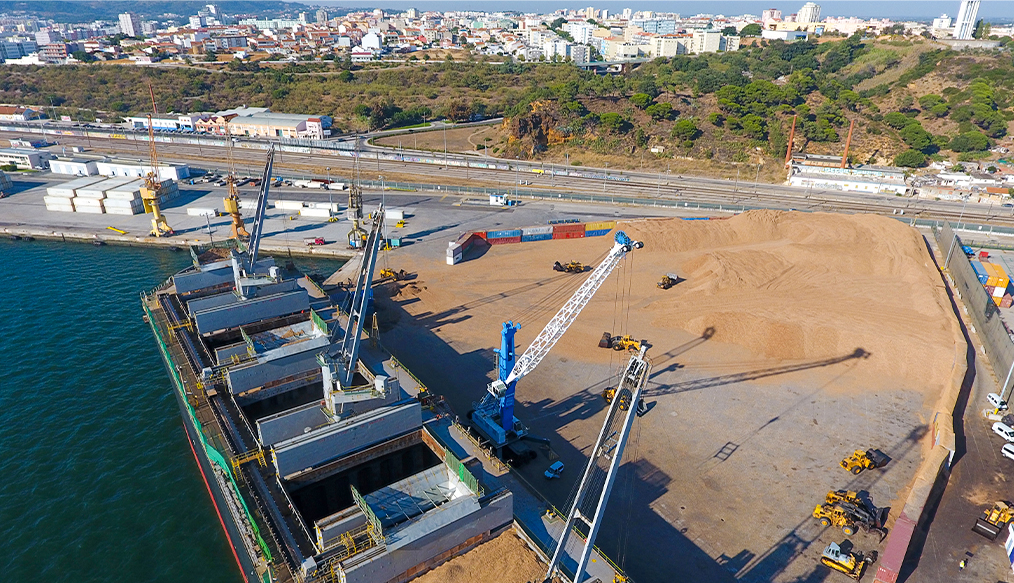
[304,1,1014,21]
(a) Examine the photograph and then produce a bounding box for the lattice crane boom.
[503,231,642,387]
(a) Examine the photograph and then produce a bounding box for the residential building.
[797,2,821,24]
[761,8,782,24]
[650,35,687,57]
[762,29,809,41]
[954,0,979,39]
[0,39,38,60]
[569,43,590,64]
[690,29,738,53]
[0,106,39,121]
[189,15,207,29]
[118,12,141,38]
[630,18,677,34]
[932,14,953,29]
[0,148,52,169]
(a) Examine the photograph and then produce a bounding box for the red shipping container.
[552,223,585,234]
[1002,294,1013,309]
[553,231,585,240]
[487,236,522,245]
[986,285,996,296]
[473,231,487,239]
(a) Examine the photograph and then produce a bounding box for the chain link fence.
[934,222,1014,397]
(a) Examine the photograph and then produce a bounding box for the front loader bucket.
[973,518,1001,540]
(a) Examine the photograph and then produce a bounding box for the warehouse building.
[0,147,52,169]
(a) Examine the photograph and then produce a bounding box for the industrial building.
[788,161,911,195]
[49,157,99,176]
[47,157,190,181]
[0,147,52,169]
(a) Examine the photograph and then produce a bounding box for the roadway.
[4,126,1014,229]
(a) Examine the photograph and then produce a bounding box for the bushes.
[629,93,652,109]
[645,102,674,120]
[599,112,630,133]
[894,149,926,167]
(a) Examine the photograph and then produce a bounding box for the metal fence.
[935,222,1014,398]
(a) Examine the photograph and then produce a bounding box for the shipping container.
[585,229,612,237]
[971,261,989,285]
[1002,294,1013,309]
[487,229,522,239]
[274,200,305,210]
[521,233,552,242]
[584,221,616,232]
[106,206,143,215]
[983,262,1001,288]
[993,295,1003,306]
[985,285,996,296]
[993,263,1010,289]
[299,208,333,218]
[487,236,522,245]
[994,286,1006,299]
[44,201,75,212]
[553,231,585,240]
[102,198,143,209]
[472,231,487,239]
[552,223,585,234]
[522,225,553,236]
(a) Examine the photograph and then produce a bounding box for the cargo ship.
[141,150,512,583]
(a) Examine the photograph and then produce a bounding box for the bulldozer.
[840,449,889,475]
[657,273,680,289]
[819,541,877,580]
[972,501,1014,540]
[814,490,888,539]
[554,260,585,273]
[378,268,408,281]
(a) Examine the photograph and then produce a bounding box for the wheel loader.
[378,268,408,281]
[602,387,646,415]
[819,542,877,580]
[972,501,1014,540]
[553,260,585,273]
[598,333,645,352]
[840,449,889,475]
[814,490,888,539]
[657,273,680,289]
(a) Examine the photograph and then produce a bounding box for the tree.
[740,23,762,36]
[899,124,934,152]
[71,50,95,63]
[894,149,926,167]
[203,50,217,62]
[629,93,653,109]
[645,102,673,120]
[672,119,700,141]
[739,114,766,139]
[721,26,737,36]
[599,112,628,132]
[973,19,991,39]
[707,112,724,126]
[948,131,990,152]
[883,111,912,129]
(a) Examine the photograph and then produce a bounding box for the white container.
[45,202,75,212]
[73,197,104,209]
[187,207,219,217]
[994,286,1006,298]
[384,209,404,221]
[106,206,142,215]
[106,179,145,200]
[239,200,257,210]
[310,202,341,212]
[76,205,105,214]
[274,200,305,210]
[46,176,107,198]
[45,195,76,206]
[103,198,143,209]
[299,207,333,218]
[522,225,553,235]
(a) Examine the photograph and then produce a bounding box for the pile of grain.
[412,530,546,583]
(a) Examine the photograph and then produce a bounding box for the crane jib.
[504,230,642,385]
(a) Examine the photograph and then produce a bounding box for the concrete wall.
[274,402,423,478]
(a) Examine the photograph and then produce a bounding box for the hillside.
[2,35,1012,173]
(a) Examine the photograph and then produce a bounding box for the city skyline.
[306,0,1014,20]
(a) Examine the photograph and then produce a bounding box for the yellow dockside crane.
[141,84,175,237]
[222,118,249,240]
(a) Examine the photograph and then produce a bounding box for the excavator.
[972,501,1014,540]
[819,541,877,580]
[553,260,585,273]
[378,268,408,281]
[813,490,888,539]
[840,449,889,475]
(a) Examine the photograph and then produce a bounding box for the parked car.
[544,461,564,479]
[1003,443,1014,461]
[992,422,1014,442]
[988,393,1009,410]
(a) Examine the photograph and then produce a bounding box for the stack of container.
[552,223,585,239]
[274,200,306,211]
[44,176,106,212]
[521,226,552,242]
[584,221,616,237]
[486,228,522,245]
[104,179,146,215]
[971,260,1013,307]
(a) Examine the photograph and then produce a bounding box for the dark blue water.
[0,240,343,582]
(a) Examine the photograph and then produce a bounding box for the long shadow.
[2,179,46,196]
[645,348,871,398]
[163,188,212,209]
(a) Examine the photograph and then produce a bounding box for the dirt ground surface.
[375,125,497,155]
[413,529,546,583]
[376,210,964,583]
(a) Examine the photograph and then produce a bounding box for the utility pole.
[603,163,608,193]
[515,157,520,197]
[326,166,332,210]
[734,166,740,192]
[754,162,761,194]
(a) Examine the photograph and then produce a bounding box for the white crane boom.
[503,231,642,387]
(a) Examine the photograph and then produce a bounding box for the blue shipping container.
[971,261,989,285]
[680,217,710,221]
[585,229,612,237]
[487,229,522,239]
[521,233,552,242]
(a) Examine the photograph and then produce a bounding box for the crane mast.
[223,118,250,239]
[142,83,174,237]
[472,230,643,451]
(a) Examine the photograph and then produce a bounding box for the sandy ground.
[376,210,963,583]
[413,529,546,583]
[375,125,497,155]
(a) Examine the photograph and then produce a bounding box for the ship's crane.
[222,118,250,240]
[471,231,643,453]
[230,147,276,298]
[347,143,367,248]
[141,84,174,237]
[320,205,385,414]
